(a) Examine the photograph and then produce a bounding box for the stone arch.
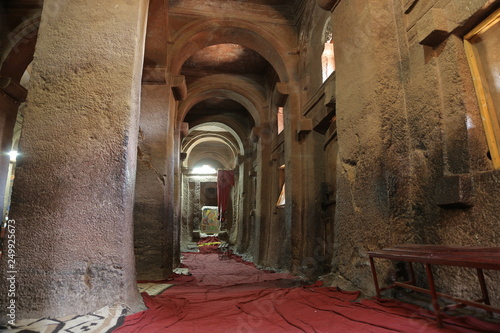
[182,122,244,170]
[168,18,295,83]
[188,122,245,153]
[187,115,253,151]
[0,12,40,82]
[178,74,267,126]
[185,139,237,170]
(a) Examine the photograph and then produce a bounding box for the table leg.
[425,263,442,328]
[408,262,416,285]
[477,268,493,317]
[369,256,381,298]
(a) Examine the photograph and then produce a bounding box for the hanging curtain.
[217,170,235,221]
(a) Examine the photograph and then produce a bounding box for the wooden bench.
[368,245,500,327]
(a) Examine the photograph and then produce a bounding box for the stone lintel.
[236,154,246,165]
[179,121,189,138]
[417,8,449,47]
[316,0,342,12]
[323,79,335,108]
[436,174,474,208]
[297,118,313,138]
[403,0,419,14]
[142,67,166,84]
[0,76,28,102]
[250,126,260,143]
[273,82,289,107]
[167,74,187,101]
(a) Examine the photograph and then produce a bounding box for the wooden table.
[368,245,500,327]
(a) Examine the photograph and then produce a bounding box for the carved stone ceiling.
[174,0,298,132]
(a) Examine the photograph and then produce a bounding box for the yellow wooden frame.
[464,8,500,169]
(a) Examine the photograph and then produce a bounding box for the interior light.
[192,165,216,174]
[9,151,18,163]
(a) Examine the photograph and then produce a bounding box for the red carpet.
[115,253,500,332]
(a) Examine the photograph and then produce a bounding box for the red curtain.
[217,170,234,221]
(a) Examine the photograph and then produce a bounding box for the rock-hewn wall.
[331,0,500,301]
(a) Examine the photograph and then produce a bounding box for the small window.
[321,18,335,82]
[276,184,285,207]
[277,107,284,134]
[276,164,285,208]
[464,8,500,168]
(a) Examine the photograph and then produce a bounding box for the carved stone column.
[0,0,149,320]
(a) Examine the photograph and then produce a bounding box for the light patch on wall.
[193,165,217,174]
[466,115,475,130]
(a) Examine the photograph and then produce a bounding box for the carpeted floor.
[114,253,500,333]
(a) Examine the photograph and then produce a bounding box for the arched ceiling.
[181,44,271,85]
[182,121,243,171]
[0,1,41,82]
[166,0,300,170]
[183,98,254,130]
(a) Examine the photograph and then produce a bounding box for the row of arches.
[0,0,338,299]
[0,2,337,262]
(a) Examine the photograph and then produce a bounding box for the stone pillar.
[0,0,149,320]
[284,88,302,273]
[134,84,171,280]
[332,0,411,290]
[164,86,178,271]
[256,124,273,265]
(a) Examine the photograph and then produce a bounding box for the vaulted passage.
[1,0,500,330]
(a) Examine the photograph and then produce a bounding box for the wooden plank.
[368,249,500,270]
[392,244,500,253]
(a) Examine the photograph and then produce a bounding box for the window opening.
[277,107,284,134]
[276,164,285,207]
[322,18,335,82]
[464,8,500,168]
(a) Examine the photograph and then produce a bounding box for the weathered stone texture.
[330,0,499,303]
[0,0,148,320]
[333,0,408,289]
[134,84,171,280]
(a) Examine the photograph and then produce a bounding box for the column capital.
[166,73,187,101]
[316,0,342,11]
[0,77,27,102]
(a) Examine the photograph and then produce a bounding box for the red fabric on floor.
[116,253,500,333]
[197,236,221,253]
